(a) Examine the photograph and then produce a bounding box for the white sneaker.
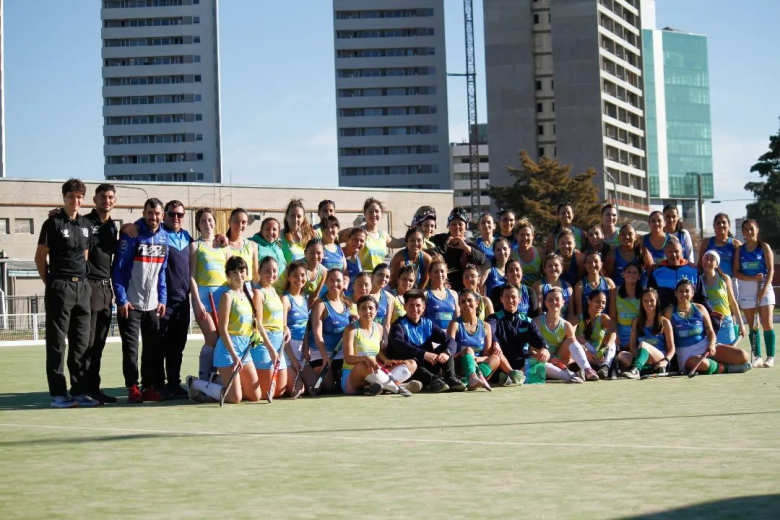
[467,373,482,391]
[764,357,774,368]
[186,375,205,403]
[752,357,765,369]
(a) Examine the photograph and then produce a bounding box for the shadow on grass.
[623,494,779,519]
[0,388,193,410]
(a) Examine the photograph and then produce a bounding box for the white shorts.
[738,279,775,309]
[676,338,709,370]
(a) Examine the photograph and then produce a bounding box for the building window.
[196,133,203,141]
[533,14,540,23]
[538,147,545,158]
[194,74,202,82]
[14,218,34,235]
[0,218,8,234]
[196,172,205,181]
[536,102,543,113]
[194,36,201,44]
[536,80,542,91]
[194,55,201,63]
[193,16,200,24]
[537,125,544,136]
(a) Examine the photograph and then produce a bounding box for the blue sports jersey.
[454,317,487,355]
[286,292,309,342]
[671,304,705,348]
[739,244,767,276]
[705,237,736,277]
[425,289,457,330]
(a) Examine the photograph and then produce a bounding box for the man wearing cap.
[35,178,99,408]
[429,207,488,291]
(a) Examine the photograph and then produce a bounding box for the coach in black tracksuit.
[34,179,98,408]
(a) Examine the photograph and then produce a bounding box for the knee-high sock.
[462,353,477,379]
[192,378,223,401]
[568,341,592,371]
[600,343,616,367]
[632,347,650,370]
[764,330,776,357]
[199,345,215,380]
[365,371,400,393]
[389,364,412,383]
[545,363,572,381]
[750,330,763,357]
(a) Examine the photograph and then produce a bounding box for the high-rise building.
[484,0,650,221]
[641,0,713,229]
[450,124,490,213]
[100,0,222,183]
[333,0,451,189]
[0,0,5,179]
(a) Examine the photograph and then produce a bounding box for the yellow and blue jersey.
[343,322,382,370]
[259,286,284,333]
[360,229,388,272]
[226,288,254,337]
[195,239,228,287]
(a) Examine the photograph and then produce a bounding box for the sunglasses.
[167,211,185,219]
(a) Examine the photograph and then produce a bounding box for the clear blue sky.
[4,0,778,224]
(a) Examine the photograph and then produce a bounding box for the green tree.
[490,151,602,241]
[745,120,780,248]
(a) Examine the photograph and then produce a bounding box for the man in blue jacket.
[388,289,465,392]
[113,198,169,403]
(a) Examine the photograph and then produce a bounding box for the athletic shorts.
[285,338,305,368]
[676,338,709,370]
[738,279,775,309]
[213,335,255,369]
[250,330,287,370]
[199,285,223,313]
[716,315,736,345]
[340,368,360,395]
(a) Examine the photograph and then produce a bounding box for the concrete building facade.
[333,0,451,190]
[484,0,650,221]
[0,0,5,179]
[100,0,222,183]
[450,124,490,213]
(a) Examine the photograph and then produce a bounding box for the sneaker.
[765,357,775,368]
[127,385,143,404]
[498,372,513,387]
[752,357,765,369]
[141,386,164,402]
[186,376,205,404]
[427,378,449,393]
[584,367,600,382]
[368,382,384,396]
[166,383,189,399]
[620,367,640,380]
[728,361,752,374]
[597,365,609,380]
[400,380,423,394]
[51,395,77,409]
[567,372,584,384]
[90,390,118,404]
[73,394,101,407]
[508,369,525,385]
[467,373,483,391]
[445,377,467,392]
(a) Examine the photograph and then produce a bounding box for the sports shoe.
[186,376,205,403]
[620,367,640,380]
[597,365,609,380]
[583,367,600,382]
[764,357,775,368]
[368,382,383,396]
[445,377,467,392]
[90,390,118,404]
[166,383,189,399]
[467,373,483,391]
[400,380,423,394]
[73,394,101,407]
[427,378,449,393]
[508,369,525,385]
[127,385,143,404]
[752,357,765,369]
[727,361,752,374]
[567,372,584,384]
[141,386,164,402]
[498,372,514,387]
[51,395,77,409]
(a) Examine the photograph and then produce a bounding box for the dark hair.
[601,203,616,215]
[582,290,607,340]
[617,223,644,269]
[712,213,734,238]
[225,207,249,240]
[282,260,307,292]
[363,197,386,214]
[318,199,335,212]
[372,263,390,275]
[397,264,417,280]
[349,226,367,239]
[304,238,323,253]
[322,215,340,228]
[675,278,694,292]
[283,198,315,245]
[404,288,425,303]
[165,199,184,212]
[226,255,248,275]
[662,203,685,232]
[356,294,378,310]
[584,250,603,263]
[194,207,214,234]
[458,288,480,302]
[648,210,663,224]
[501,283,522,296]
[550,203,573,235]
[617,262,641,299]
[636,287,662,336]
[504,259,522,277]
[351,271,372,288]
[261,217,280,231]
[258,255,277,272]
[95,183,115,195]
[61,178,87,197]
[324,267,352,307]
[742,219,762,248]
[493,237,511,251]
[405,227,423,241]
[497,209,516,220]
[144,197,164,211]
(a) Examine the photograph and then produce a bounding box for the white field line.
[1,422,779,453]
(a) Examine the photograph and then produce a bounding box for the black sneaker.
[368,382,384,396]
[90,390,118,404]
[427,378,449,393]
[166,383,189,399]
[444,377,467,392]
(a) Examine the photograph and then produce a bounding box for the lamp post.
[603,170,620,221]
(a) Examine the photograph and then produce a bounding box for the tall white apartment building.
[333,0,451,190]
[101,0,222,183]
[0,0,5,179]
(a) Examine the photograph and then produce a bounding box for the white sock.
[199,345,215,381]
[365,371,400,393]
[569,341,592,371]
[192,378,223,401]
[545,364,571,381]
[601,343,617,367]
[389,364,412,383]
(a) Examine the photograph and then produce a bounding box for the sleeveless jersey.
[259,286,283,332]
[226,289,254,337]
[484,266,507,298]
[560,253,579,287]
[705,237,736,277]
[360,229,388,272]
[581,276,610,315]
[402,249,425,286]
[343,322,382,370]
[195,240,228,287]
[616,292,640,346]
[739,244,767,276]
[541,280,572,317]
[454,318,487,356]
[285,292,309,342]
[612,247,635,288]
[229,239,255,274]
[476,237,495,262]
[304,265,327,300]
[425,289,457,330]
[554,227,584,251]
[539,315,566,358]
[373,289,390,324]
[576,314,605,348]
[281,236,305,264]
[704,274,732,317]
[643,234,669,265]
[603,229,621,249]
[671,304,705,348]
[319,300,351,353]
[391,291,406,322]
[322,244,346,271]
[637,324,667,355]
[514,247,542,286]
[345,254,362,297]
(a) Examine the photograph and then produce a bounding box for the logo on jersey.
[137,243,166,258]
[92,225,100,234]
[82,228,89,238]
[61,229,70,238]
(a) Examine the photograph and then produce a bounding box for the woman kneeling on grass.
[617,288,674,379]
[282,260,310,399]
[252,256,288,401]
[663,279,750,376]
[533,287,599,383]
[342,296,410,396]
[572,290,617,380]
[448,290,499,391]
[309,269,352,393]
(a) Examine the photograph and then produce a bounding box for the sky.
[4,0,779,226]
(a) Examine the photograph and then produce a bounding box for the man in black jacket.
[429,207,489,292]
[388,289,466,392]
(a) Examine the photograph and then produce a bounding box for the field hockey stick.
[378,363,412,397]
[266,356,281,404]
[287,343,307,399]
[311,341,343,396]
[476,369,493,392]
[687,351,711,379]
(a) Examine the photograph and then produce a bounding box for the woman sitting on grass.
[462,263,494,319]
[610,262,642,352]
[572,290,617,380]
[617,288,674,379]
[282,260,310,399]
[701,250,744,347]
[448,290,498,391]
[309,269,353,393]
[574,250,616,316]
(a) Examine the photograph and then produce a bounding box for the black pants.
[84,280,113,393]
[118,308,163,389]
[160,300,190,387]
[44,279,92,397]
[411,345,457,385]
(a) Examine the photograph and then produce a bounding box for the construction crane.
[447,0,481,223]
